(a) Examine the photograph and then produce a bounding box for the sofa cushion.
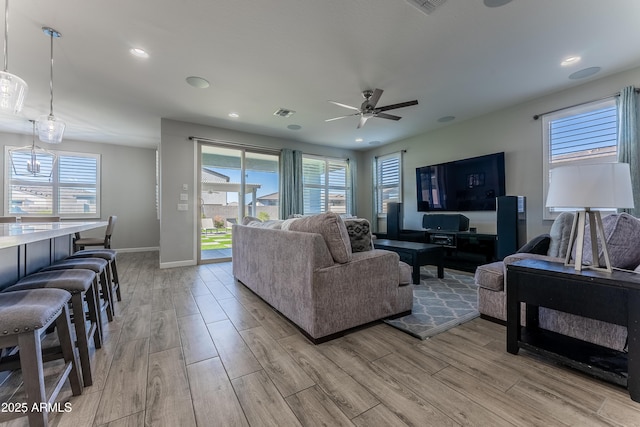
[578,213,640,269]
[243,218,284,229]
[242,216,261,225]
[288,212,353,263]
[398,261,412,286]
[548,212,575,258]
[517,234,551,255]
[343,218,373,252]
[474,261,504,291]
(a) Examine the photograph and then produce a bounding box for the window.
[373,151,402,230]
[542,98,617,219]
[302,155,349,215]
[5,148,100,218]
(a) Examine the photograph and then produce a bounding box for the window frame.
[373,151,403,229]
[542,97,618,220]
[5,147,101,219]
[302,154,350,215]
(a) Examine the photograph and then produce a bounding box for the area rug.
[384,266,479,339]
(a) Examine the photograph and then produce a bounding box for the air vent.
[406,0,447,15]
[273,108,296,118]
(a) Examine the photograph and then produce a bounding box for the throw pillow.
[548,212,575,258]
[242,216,261,225]
[517,234,551,255]
[577,213,640,269]
[343,218,373,252]
[288,212,353,263]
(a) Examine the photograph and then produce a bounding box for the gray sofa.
[232,212,414,343]
[475,212,640,351]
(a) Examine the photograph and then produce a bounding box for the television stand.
[374,230,497,272]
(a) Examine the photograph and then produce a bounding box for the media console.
[375,229,497,272]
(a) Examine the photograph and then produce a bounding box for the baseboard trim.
[114,247,159,254]
[159,259,197,269]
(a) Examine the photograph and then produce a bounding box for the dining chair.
[74,215,117,251]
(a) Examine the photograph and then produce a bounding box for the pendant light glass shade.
[1,0,28,114]
[8,120,57,179]
[36,27,64,144]
[37,113,65,144]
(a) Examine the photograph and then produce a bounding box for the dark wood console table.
[506,258,640,402]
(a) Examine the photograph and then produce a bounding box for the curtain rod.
[533,88,640,120]
[188,136,280,154]
[374,149,406,159]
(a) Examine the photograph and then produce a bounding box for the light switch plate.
[180,193,188,201]
[177,204,188,211]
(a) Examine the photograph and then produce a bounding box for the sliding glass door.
[199,144,279,263]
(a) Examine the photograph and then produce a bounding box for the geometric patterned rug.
[384,266,479,340]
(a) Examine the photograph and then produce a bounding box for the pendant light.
[36,27,64,144]
[8,120,57,179]
[0,0,27,114]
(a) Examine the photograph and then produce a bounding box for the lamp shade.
[546,163,634,209]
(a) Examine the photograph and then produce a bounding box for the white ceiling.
[1,0,640,150]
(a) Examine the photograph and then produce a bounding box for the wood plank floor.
[2,251,640,426]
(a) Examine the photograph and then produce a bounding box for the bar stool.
[40,258,114,321]
[3,269,101,387]
[0,288,83,427]
[69,249,121,302]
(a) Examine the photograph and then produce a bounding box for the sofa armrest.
[504,252,563,266]
[310,249,413,338]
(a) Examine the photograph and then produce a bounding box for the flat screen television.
[416,152,505,211]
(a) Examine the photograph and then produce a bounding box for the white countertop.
[0,221,108,250]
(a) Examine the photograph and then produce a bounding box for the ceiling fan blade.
[368,88,384,108]
[357,116,369,129]
[328,100,360,111]
[375,112,402,121]
[325,113,359,122]
[376,100,419,112]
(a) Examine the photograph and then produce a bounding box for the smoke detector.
[273,108,296,118]
[406,0,448,15]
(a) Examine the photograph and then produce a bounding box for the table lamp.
[545,162,634,272]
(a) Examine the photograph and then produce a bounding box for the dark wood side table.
[373,239,444,284]
[506,258,640,402]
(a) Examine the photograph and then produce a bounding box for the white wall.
[358,65,640,240]
[0,132,159,251]
[159,119,357,267]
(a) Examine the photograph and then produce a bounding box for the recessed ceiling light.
[287,124,302,130]
[129,48,149,58]
[561,56,581,66]
[437,116,456,123]
[185,76,210,89]
[228,112,240,118]
[355,138,363,142]
[569,67,601,80]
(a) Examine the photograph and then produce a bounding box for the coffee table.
[373,239,444,284]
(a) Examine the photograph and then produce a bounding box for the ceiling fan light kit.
[326,88,418,129]
[0,0,27,114]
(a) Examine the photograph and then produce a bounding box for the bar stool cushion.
[42,258,108,273]
[4,270,95,294]
[0,289,71,336]
[71,249,116,260]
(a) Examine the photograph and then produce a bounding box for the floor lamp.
[545,163,634,273]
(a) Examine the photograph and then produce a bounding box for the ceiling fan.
[326,89,418,129]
